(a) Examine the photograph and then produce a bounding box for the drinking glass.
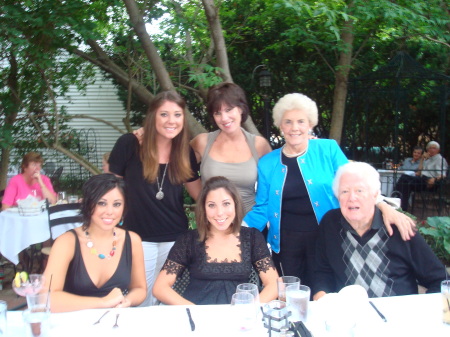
[68,195,78,204]
[277,276,300,302]
[442,280,450,325]
[236,283,260,316]
[23,308,50,337]
[286,284,310,322]
[26,292,50,312]
[231,292,256,331]
[0,300,6,337]
[57,192,66,204]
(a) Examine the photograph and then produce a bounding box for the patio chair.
[411,168,449,218]
[40,202,83,266]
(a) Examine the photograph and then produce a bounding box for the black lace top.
[162,226,275,305]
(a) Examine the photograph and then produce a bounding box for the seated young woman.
[43,174,146,312]
[153,176,279,305]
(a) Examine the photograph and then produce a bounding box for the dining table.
[4,293,449,337]
[0,207,82,265]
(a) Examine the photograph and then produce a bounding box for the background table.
[0,207,82,265]
[4,293,450,337]
[0,209,50,265]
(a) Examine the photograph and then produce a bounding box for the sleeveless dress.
[200,128,259,214]
[161,226,274,305]
[64,230,132,297]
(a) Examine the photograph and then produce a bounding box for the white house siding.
[54,70,127,170]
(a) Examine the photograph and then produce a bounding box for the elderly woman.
[244,93,416,289]
[153,176,278,305]
[314,162,447,299]
[2,152,57,210]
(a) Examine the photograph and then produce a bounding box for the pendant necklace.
[85,230,117,259]
[282,146,306,158]
[156,163,168,200]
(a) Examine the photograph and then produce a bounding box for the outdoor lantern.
[259,69,272,88]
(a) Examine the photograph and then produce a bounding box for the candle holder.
[262,300,291,337]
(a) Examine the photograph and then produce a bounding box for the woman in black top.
[43,174,146,312]
[109,91,201,306]
[153,176,278,305]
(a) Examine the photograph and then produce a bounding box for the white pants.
[139,241,175,307]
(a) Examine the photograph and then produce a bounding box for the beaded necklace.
[85,230,117,259]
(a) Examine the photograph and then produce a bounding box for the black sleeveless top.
[63,230,132,297]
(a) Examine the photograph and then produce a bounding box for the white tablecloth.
[4,293,450,337]
[0,208,82,265]
[0,209,50,265]
[378,169,405,197]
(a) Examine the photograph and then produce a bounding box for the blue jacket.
[243,139,348,253]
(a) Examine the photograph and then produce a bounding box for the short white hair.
[332,162,381,198]
[272,93,318,128]
[426,141,440,150]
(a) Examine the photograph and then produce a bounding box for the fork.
[93,310,110,325]
[113,313,120,328]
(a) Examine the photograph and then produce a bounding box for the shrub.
[419,217,450,266]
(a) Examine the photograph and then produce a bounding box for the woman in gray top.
[191,83,272,214]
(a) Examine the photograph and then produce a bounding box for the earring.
[118,219,123,226]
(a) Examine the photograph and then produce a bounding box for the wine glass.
[231,292,256,331]
[12,274,44,297]
[236,283,261,317]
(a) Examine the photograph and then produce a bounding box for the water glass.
[23,309,50,337]
[231,292,256,331]
[442,280,450,325]
[277,276,300,302]
[26,292,50,312]
[57,192,66,204]
[236,283,260,315]
[0,300,6,337]
[68,195,78,204]
[286,284,310,322]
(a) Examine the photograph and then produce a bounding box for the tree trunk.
[123,0,174,91]
[202,0,233,82]
[329,20,354,144]
[1,52,21,190]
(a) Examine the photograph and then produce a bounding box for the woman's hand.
[133,127,144,145]
[114,295,131,308]
[103,287,125,308]
[378,202,416,241]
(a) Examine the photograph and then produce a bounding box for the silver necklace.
[282,146,306,158]
[156,163,168,200]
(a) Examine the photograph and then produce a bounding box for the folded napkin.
[17,195,46,216]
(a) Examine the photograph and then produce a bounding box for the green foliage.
[58,174,87,195]
[185,206,197,230]
[419,217,450,265]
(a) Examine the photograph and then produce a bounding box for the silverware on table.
[369,301,387,322]
[186,308,195,331]
[113,313,120,328]
[93,310,110,325]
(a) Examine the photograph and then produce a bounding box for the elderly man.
[313,162,447,300]
[395,141,448,211]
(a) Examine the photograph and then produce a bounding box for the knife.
[186,307,196,331]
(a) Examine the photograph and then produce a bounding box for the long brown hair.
[196,176,243,241]
[140,91,193,184]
